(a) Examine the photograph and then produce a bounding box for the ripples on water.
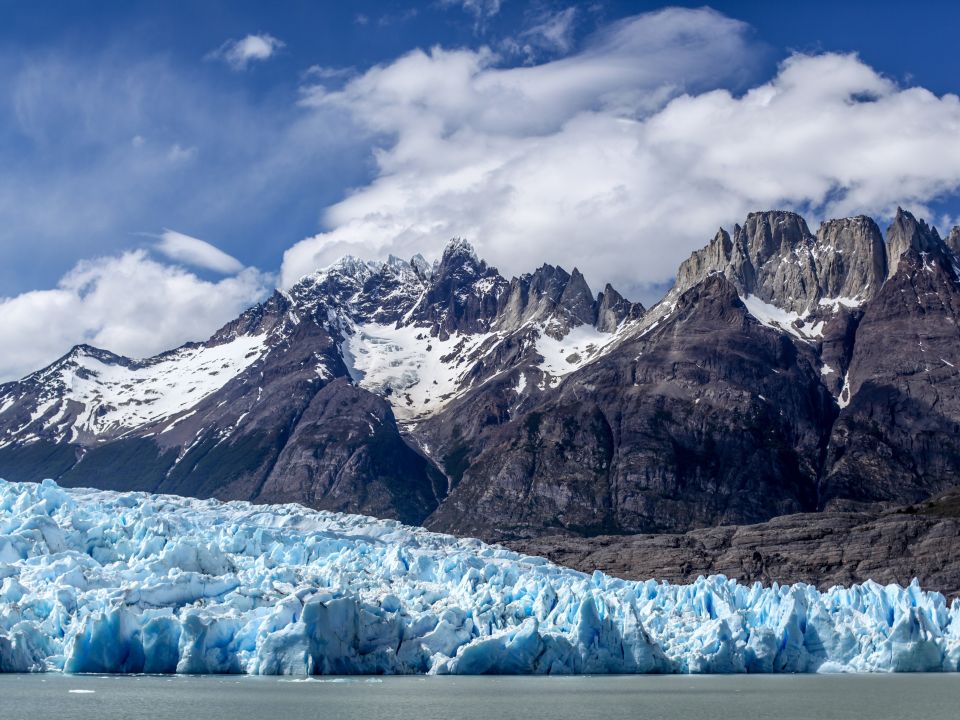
[1,674,958,720]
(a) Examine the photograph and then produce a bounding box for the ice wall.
[0,479,958,674]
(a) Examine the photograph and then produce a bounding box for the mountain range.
[2,208,959,592]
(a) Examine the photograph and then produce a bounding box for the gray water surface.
[1,673,958,720]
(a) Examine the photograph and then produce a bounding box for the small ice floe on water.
[278,677,384,684]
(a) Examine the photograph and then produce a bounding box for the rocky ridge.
[1,208,959,591]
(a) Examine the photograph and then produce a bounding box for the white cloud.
[155,229,245,274]
[282,7,762,289]
[7,6,960,382]
[209,33,285,71]
[282,9,960,302]
[511,6,578,59]
[166,143,197,163]
[0,251,270,382]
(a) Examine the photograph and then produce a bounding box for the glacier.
[0,479,958,675]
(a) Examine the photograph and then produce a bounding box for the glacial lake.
[1,673,958,720]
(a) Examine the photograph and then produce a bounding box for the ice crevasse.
[0,479,958,675]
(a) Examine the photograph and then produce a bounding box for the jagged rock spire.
[885,207,944,278]
[675,210,891,314]
[947,226,960,256]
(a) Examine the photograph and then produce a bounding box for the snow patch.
[536,324,621,380]
[515,373,527,395]
[342,323,493,421]
[838,372,852,408]
[741,295,822,341]
[818,295,863,310]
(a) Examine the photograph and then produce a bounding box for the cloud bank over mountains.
[2,7,960,381]
[0,251,270,382]
[281,8,960,294]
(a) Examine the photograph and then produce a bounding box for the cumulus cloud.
[282,9,960,301]
[283,7,763,290]
[0,252,271,382]
[209,33,284,70]
[155,230,245,274]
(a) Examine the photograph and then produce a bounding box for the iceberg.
[0,478,958,675]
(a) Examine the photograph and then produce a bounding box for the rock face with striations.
[424,273,835,540]
[814,216,888,302]
[673,212,820,313]
[509,490,960,598]
[946,226,960,256]
[820,209,960,508]
[674,211,887,314]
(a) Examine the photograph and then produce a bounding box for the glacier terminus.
[0,479,957,675]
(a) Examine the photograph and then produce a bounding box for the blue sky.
[1,1,959,379]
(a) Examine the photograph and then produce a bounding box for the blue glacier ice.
[0,478,958,675]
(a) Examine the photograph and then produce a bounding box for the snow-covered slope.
[1,479,958,675]
[0,336,268,448]
[342,322,497,421]
[0,239,637,451]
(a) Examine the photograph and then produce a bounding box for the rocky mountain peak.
[886,207,944,278]
[738,210,814,266]
[328,255,377,281]
[410,253,432,279]
[947,226,960,255]
[437,237,480,269]
[495,262,641,337]
[497,264,571,331]
[675,210,818,314]
[556,267,596,328]
[293,255,379,312]
[675,210,893,317]
[66,344,127,364]
[428,237,497,294]
[813,215,886,304]
[595,284,644,333]
[412,238,506,339]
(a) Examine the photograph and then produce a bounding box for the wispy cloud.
[509,6,578,60]
[0,45,363,302]
[376,8,419,28]
[208,33,284,71]
[155,229,245,274]
[441,0,502,32]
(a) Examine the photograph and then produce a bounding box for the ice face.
[0,478,958,675]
